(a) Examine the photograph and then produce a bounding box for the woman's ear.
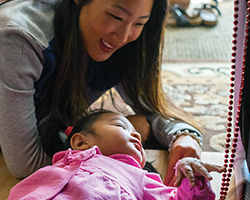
[70,133,90,150]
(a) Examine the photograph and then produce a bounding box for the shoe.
[166,4,203,27]
[193,0,221,26]
[0,0,13,5]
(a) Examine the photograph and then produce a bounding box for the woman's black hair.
[41,110,112,157]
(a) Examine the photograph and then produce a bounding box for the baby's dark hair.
[41,110,112,157]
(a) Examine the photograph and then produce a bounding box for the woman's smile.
[100,39,115,52]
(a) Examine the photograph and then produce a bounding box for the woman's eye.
[135,22,144,26]
[109,13,122,21]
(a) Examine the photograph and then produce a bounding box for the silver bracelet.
[168,129,203,151]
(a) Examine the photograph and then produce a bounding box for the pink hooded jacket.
[7,146,215,200]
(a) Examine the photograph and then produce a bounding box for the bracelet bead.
[168,129,203,151]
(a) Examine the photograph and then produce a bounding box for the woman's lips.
[100,39,115,52]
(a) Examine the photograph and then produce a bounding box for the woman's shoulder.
[0,0,57,47]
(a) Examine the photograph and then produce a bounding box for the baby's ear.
[70,133,90,150]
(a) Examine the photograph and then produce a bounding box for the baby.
[8,111,225,199]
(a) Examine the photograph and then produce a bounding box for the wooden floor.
[0,150,226,200]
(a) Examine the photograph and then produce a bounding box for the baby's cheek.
[141,149,147,168]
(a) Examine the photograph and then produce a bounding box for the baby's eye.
[115,123,126,130]
[109,13,122,21]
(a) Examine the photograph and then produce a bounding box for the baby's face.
[88,113,146,168]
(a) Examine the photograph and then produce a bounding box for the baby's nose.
[131,132,142,142]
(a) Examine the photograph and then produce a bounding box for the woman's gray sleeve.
[146,114,202,149]
[114,83,203,150]
[0,26,51,178]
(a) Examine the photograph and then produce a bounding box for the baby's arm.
[174,157,226,187]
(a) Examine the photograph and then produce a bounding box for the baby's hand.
[174,157,226,187]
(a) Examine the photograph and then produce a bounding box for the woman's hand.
[164,135,202,186]
[174,157,226,187]
[126,115,150,142]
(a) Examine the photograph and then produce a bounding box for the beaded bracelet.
[168,130,203,151]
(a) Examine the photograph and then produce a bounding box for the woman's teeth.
[102,39,114,49]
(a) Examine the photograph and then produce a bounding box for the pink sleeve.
[143,173,215,200]
[143,172,177,200]
[177,177,215,200]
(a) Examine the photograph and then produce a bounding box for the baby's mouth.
[133,140,142,152]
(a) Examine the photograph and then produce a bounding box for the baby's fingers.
[174,168,185,187]
[192,163,213,181]
[192,162,226,182]
[174,158,226,188]
[177,165,196,187]
[202,163,226,173]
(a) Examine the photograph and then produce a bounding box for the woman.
[0,0,202,186]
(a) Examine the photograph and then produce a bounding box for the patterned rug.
[161,62,231,152]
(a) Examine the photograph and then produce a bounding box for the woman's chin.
[89,52,113,62]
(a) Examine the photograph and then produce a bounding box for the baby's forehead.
[101,113,127,122]
[100,113,133,126]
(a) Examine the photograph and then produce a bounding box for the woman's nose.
[131,132,142,142]
[115,25,137,45]
[116,27,130,44]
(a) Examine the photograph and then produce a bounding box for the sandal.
[166,4,203,27]
[0,0,13,5]
[193,0,221,26]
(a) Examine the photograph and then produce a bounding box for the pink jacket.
[8,146,215,200]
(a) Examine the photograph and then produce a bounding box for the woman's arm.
[0,25,51,178]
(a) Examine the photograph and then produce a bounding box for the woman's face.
[77,0,154,61]
[86,113,147,168]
